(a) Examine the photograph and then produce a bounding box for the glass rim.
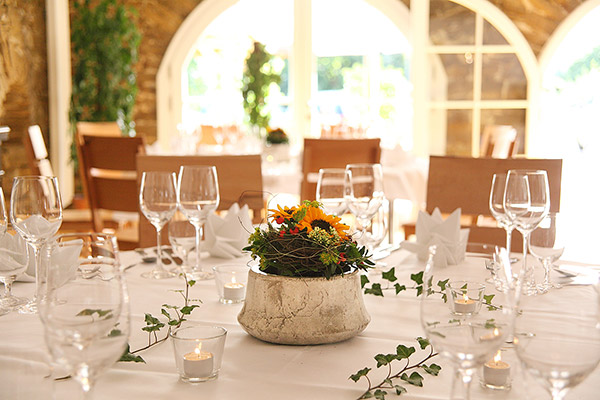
[506,169,548,175]
[178,165,217,172]
[169,325,227,341]
[446,280,486,290]
[12,175,58,181]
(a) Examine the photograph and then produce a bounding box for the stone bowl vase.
[237,266,370,345]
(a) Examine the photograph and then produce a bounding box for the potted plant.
[238,201,373,345]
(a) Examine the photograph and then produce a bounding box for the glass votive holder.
[212,264,249,304]
[480,349,512,391]
[446,281,485,315]
[170,325,227,383]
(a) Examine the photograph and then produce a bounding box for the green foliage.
[70,0,141,143]
[558,46,600,83]
[317,56,363,91]
[350,338,440,399]
[266,128,289,145]
[242,41,281,132]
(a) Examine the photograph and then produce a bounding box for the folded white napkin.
[203,203,253,259]
[47,239,84,288]
[401,208,469,267]
[19,215,61,239]
[0,233,32,282]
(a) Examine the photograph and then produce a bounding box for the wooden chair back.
[480,125,518,158]
[76,121,122,137]
[136,154,264,247]
[423,156,563,251]
[76,131,145,241]
[301,138,381,201]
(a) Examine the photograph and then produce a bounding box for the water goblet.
[177,165,220,280]
[168,211,197,278]
[489,173,515,255]
[345,164,384,246]
[139,171,178,279]
[316,168,349,216]
[10,175,63,313]
[0,230,30,314]
[420,245,516,400]
[529,212,564,293]
[514,282,600,400]
[38,233,130,398]
[504,170,549,295]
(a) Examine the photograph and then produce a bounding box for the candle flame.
[462,293,469,302]
[195,342,202,355]
[231,275,237,284]
[493,327,499,336]
[493,350,502,363]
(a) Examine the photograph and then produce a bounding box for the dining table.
[1,247,599,400]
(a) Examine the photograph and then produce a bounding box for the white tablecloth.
[2,249,599,399]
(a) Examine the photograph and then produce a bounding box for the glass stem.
[32,243,42,302]
[3,279,12,299]
[155,227,165,272]
[194,224,203,273]
[450,367,473,400]
[521,233,535,294]
[542,259,551,286]
[505,226,513,256]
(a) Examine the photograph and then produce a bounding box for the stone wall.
[0,0,48,187]
[0,0,591,178]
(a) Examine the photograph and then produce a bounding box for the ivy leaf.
[410,271,423,285]
[416,285,423,297]
[360,392,374,399]
[416,336,430,350]
[400,371,424,387]
[374,353,397,367]
[180,305,199,315]
[461,282,468,290]
[394,385,407,395]
[144,313,161,326]
[396,345,415,360]
[382,268,397,282]
[161,309,171,319]
[441,292,448,302]
[365,283,384,297]
[76,308,98,316]
[142,324,164,332]
[361,274,370,288]
[108,329,122,337]
[373,389,387,400]
[168,319,182,326]
[394,283,406,294]
[483,294,495,305]
[484,319,497,329]
[423,363,441,376]
[437,278,449,291]
[188,280,196,287]
[349,367,371,382]
[119,345,145,363]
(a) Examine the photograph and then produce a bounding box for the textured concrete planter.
[237,267,370,345]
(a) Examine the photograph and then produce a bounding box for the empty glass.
[177,165,220,280]
[489,173,515,255]
[168,211,197,277]
[0,230,29,314]
[39,233,130,397]
[345,164,384,246]
[10,176,63,313]
[315,168,349,216]
[529,212,564,293]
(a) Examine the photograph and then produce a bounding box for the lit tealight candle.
[483,350,510,387]
[453,293,476,314]
[480,327,502,342]
[183,342,214,378]
[223,276,245,302]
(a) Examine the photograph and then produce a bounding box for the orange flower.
[268,205,298,223]
[296,206,348,238]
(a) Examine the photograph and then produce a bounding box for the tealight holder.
[212,264,249,304]
[480,349,513,391]
[446,281,485,315]
[170,325,227,383]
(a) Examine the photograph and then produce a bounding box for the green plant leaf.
[361,275,370,288]
[396,345,416,359]
[410,271,424,285]
[382,268,397,282]
[416,336,430,350]
[416,285,423,297]
[365,283,384,297]
[423,363,441,376]
[349,367,371,382]
[180,305,199,315]
[437,278,449,291]
[144,313,161,326]
[394,385,407,395]
[119,344,145,363]
[373,389,387,400]
[400,371,423,387]
[374,353,397,367]
[394,283,406,294]
[483,294,495,304]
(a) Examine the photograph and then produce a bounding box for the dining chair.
[300,138,381,201]
[403,155,563,252]
[76,130,146,250]
[136,154,264,247]
[24,125,54,177]
[480,125,519,158]
[75,121,123,137]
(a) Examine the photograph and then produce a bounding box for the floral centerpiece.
[265,127,289,145]
[244,201,373,279]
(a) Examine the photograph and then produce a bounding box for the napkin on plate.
[401,208,469,267]
[203,203,253,259]
[0,232,33,282]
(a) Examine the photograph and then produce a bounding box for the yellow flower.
[297,206,349,238]
[268,204,298,223]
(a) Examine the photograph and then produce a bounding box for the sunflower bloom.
[269,205,298,223]
[297,206,348,238]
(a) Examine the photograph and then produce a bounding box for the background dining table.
[1,247,599,399]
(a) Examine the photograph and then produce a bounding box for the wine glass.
[420,245,516,400]
[504,170,550,295]
[38,233,130,398]
[345,164,384,246]
[177,165,220,280]
[139,171,178,279]
[316,168,348,216]
[168,210,197,277]
[514,282,600,400]
[489,173,515,255]
[10,176,63,314]
[0,230,30,315]
[529,212,564,293]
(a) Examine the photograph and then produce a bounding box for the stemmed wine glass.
[139,171,178,279]
[345,164,384,247]
[10,176,63,313]
[514,281,600,400]
[38,233,130,398]
[177,165,219,280]
[316,168,349,216]
[503,170,550,295]
[168,210,197,277]
[489,173,515,255]
[529,212,564,293]
[420,245,516,400]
